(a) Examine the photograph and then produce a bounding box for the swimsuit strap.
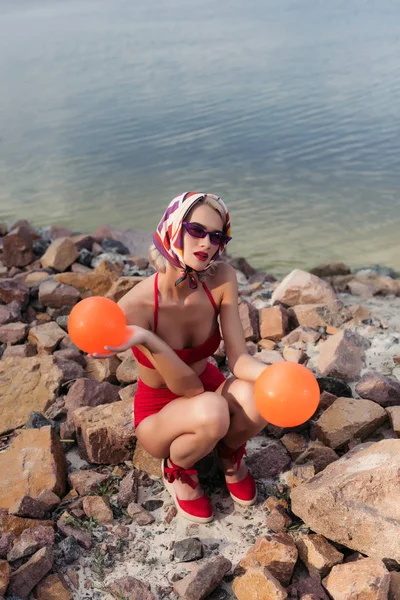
[201,281,218,314]
[154,273,217,335]
[154,272,159,334]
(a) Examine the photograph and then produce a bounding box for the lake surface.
[1,0,399,274]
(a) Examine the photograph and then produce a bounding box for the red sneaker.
[217,442,257,506]
[162,458,214,523]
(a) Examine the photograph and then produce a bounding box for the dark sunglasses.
[182,222,232,246]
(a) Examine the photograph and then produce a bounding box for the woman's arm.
[117,287,205,398]
[219,263,267,382]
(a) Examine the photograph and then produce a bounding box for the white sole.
[228,490,257,507]
[161,460,214,524]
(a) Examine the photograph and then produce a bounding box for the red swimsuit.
[132,273,226,428]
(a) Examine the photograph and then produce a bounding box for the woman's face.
[183,203,225,271]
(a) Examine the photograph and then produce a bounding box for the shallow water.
[0,0,399,274]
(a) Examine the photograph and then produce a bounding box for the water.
[1,0,399,275]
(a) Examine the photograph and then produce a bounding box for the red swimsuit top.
[131,272,221,369]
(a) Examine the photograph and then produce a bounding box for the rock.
[71,234,94,250]
[287,575,329,600]
[54,358,84,384]
[0,427,67,511]
[355,371,400,407]
[259,305,290,341]
[8,546,53,597]
[58,536,81,564]
[263,496,288,513]
[40,238,78,272]
[33,572,72,599]
[258,339,276,351]
[233,566,287,600]
[0,560,11,596]
[257,349,285,365]
[127,502,155,526]
[318,390,337,411]
[3,226,34,268]
[119,382,138,402]
[116,355,139,384]
[314,397,387,449]
[317,376,352,398]
[272,269,337,307]
[132,442,161,477]
[173,555,231,600]
[280,433,308,460]
[0,533,15,559]
[0,300,22,325]
[310,263,351,278]
[295,441,339,473]
[0,322,28,344]
[8,495,48,520]
[73,398,135,464]
[56,513,92,550]
[282,463,315,488]
[84,355,120,382]
[296,534,344,577]
[317,330,367,382]
[7,525,54,562]
[64,378,120,417]
[323,557,390,600]
[36,490,60,512]
[95,225,152,257]
[106,276,144,302]
[108,576,155,600]
[117,470,139,506]
[28,322,67,353]
[239,300,260,341]
[2,343,37,359]
[173,538,203,562]
[82,496,113,524]
[289,302,350,329]
[68,471,110,496]
[265,507,292,532]
[38,280,80,308]
[53,349,86,367]
[0,279,29,308]
[291,440,400,561]
[282,344,307,364]
[389,572,400,600]
[0,355,63,435]
[239,534,298,587]
[54,258,123,296]
[246,442,291,479]
[282,326,320,346]
[387,407,400,436]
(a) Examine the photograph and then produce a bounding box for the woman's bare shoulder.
[118,273,156,327]
[205,261,236,289]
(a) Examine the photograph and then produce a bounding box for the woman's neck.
[158,265,199,303]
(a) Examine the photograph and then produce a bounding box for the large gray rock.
[271,269,337,307]
[291,440,400,561]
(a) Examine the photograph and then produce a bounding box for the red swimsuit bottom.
[133,361,226,429]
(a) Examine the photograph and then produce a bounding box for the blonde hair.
[148,196,227,277]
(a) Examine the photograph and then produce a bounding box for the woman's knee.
[230,379,266,425]
[194,392,230,439]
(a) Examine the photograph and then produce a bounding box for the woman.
[95,192,268,523]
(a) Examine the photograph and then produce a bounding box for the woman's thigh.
[135,391,230,459]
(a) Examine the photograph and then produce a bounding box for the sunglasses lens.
[209,232,223,245]
[186,224,205,238]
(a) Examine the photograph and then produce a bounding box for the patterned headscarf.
[153,191,231,289]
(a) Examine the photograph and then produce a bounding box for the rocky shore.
[0,219,400,600]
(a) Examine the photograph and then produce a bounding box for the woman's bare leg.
[216,377,267,483]
[135,391,230,500]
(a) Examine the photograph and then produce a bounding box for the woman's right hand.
[90,325,149,359]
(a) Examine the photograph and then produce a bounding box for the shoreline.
[1,219,400,599]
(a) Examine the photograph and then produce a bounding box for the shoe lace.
[164,459,198,489]
[218,443,247,471]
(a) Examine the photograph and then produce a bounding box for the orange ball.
[68,297,128,354]
[254,362,320,427]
